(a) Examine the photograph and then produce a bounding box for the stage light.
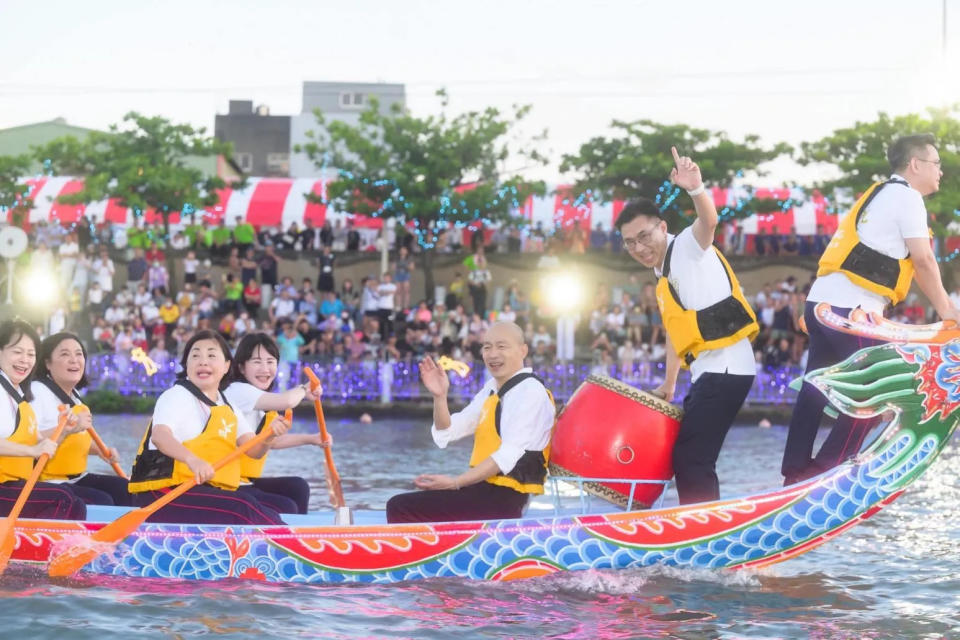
[21,267,60,307]
[542,271,584,314]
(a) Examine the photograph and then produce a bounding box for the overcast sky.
[1,0,957,184]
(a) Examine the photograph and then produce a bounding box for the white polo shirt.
[655,227,756,382]
[149,384,252,449]
[808,175,929,313]
[0,371,24,439]
[431,367,555,475]
[223,381,267,434]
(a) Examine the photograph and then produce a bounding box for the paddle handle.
[5,407,70,522]
[303,368,345,508]
[88,427,128,480]
[139,416,281,517]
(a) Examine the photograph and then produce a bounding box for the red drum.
[548,375,681,508]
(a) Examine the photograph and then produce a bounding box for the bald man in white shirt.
[386,322,555,523]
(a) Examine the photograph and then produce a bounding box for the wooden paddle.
[303,367,344,509]
[88,427,128,480]
[47,409,291,578]
[0,405,69,575]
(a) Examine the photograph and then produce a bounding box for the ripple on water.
[0,418,956,639]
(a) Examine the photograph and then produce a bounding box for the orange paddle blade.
[0,406,69,574]
[302,367,344,508]
[47,424,275,578]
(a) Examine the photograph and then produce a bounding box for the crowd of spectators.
[12,216,953,390]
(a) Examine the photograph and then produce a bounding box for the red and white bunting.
[10,176,846,237]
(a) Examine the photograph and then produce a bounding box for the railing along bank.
[85,354,801,406]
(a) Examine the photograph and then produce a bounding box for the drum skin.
[548,375,682,508]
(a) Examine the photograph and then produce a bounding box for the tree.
[0,155,33,228]
[799,106,960,234]
[297,90,547,299]
[560,120,791,228]
[34,112,233,287]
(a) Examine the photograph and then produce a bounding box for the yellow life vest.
[34,377,93,481]
[239,410,277,482]
[468,372,553,495]
[0,375,39,483]
[129,380,242,492]
[656,239,759,368]
[817,178,917,305]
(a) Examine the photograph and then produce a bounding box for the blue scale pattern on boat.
[77,419,945,584]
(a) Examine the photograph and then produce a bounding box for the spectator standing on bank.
[317,245,336,293]
[92,247,115,296]
[240,248,258,286]
[234,216,256,253]
[243,279,262,318]
[377,272,398,337]
[258,246,279,309]
[147,260,169,295]
[466,248,492,317]
[126,248,148,292]
[211,221,232,258]
[393,246,414,311]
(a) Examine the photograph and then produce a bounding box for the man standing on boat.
[781,134,958,485]
[616,147,758,505]
[386,321,555,523]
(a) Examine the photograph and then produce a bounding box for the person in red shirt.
[145,242,166,264]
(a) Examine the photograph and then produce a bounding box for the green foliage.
[297,90,548,236]
[33,112,233,227]
[0,155,33,227]
[561,119,791,228]
[799,105,960,233]
[83,389,156,414]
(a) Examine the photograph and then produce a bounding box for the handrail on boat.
[546,476,672,514]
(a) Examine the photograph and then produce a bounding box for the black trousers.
[386,481,529,523]
[0,480,86,520]
[673,372,754,505]
[781,302,883,483]
[132,484,283,525]
[69,473,133,506]
[238,476,311,514]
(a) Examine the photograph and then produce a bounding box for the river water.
[1,415,957,639]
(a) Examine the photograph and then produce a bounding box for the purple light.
[85,354,803,406]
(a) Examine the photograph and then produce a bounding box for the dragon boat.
[6,308,959,584]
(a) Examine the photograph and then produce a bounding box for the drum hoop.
[548,462,652,510]
[584,374,684,421]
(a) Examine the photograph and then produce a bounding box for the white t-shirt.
[104,306,126,325]
[184,258,199,275]
[270,297,296,319]
[92,258,115,291]
[58,242,79,259]
[655,227,756,381]
[29,380,83,433]
[377,283,397,310]
[148,384,252,449]
[432,368,555,474]
[0,371,25,439]
[808,175,929,313]
[223,381,267,435]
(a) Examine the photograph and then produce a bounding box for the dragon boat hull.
[9,309,959,585]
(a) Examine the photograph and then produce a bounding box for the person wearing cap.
[781,134,959,485]
[615,147,758,505]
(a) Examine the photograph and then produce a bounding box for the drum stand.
[546,476,672,515]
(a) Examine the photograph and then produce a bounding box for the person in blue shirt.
[320,291,344,319]
[275,322,305,389]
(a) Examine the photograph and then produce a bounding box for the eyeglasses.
[621,226,661,250]
[917,158,942,168]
